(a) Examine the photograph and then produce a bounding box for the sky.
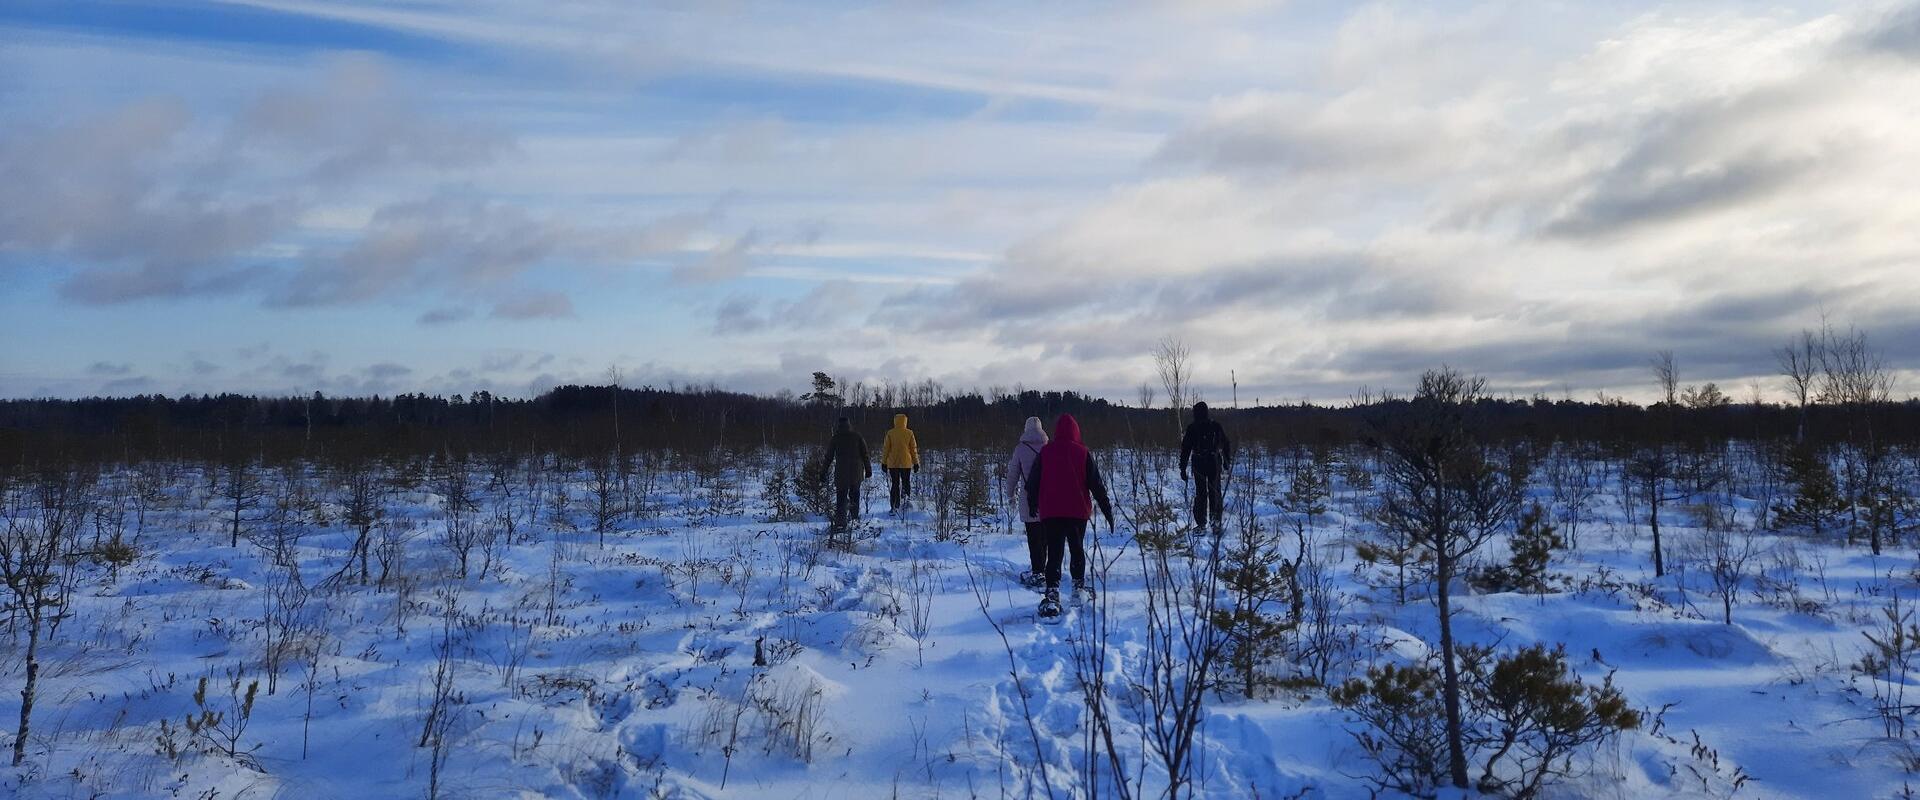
[3,0,1919,404]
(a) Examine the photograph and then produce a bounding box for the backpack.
[1188,421,1224,467]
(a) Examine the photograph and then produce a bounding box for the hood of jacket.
[1019,416,1048,446]
[836,417,852,433]
[1053,413,1082,445]
[893,413,909,430]
[1193,402,1210,423]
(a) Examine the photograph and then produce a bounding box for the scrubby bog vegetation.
[1,333,1919,798]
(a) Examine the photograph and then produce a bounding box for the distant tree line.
[3,374,1918,471]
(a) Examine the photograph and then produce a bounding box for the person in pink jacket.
[1023,414,1115,619]
[1004,416,1048,589]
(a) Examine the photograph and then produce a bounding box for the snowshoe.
[1072,583,1096,604]
[1037,590,1064,623]
[1019,571,1047,591]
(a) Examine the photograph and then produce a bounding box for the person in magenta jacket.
[1023,414,1115,614]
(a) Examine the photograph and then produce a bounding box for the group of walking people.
[1003,403,1231,618]
[819,403,1231,620]
[819,413,922,526]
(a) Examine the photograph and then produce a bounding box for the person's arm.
[1219,422,1233,472]
[1179,425,1193,479]
[1086,456,1115,528]
[859,435,872,477]
[910,431,921,470]
[1025,453,1044,519]
[820,436,837,481]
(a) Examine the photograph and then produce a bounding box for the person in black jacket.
[1179,401,1232,530]
[819,417,872,531]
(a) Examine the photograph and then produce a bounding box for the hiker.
[1004,416,1048,589]
[1180,401,1232,530]
[819,417,872,530]
[1025,413,1115,618]
[881,413,921,513]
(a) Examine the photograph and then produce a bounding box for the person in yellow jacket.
[880,413,921,513]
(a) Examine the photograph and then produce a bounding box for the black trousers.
[1192,466,1224,527]
[888,468,913,510]
[833,479,860,528]
[1023,520,1044,573]
[1040,518,1088,589]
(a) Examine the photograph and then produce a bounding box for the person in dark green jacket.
[820,417,872,530]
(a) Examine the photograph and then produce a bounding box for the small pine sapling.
[1465,644,1640,799]
[1476,503,1564,595]
[1211,514,1296,699]
[1772,443,1846,539]
[1331,662,1451,797]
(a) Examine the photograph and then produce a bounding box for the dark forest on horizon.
[6,376,1920,467]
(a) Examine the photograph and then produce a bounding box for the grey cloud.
[418,306,473,325]
[1541,150,1819,239]
[1857,3,1920,59]
[366,362,413,379]
[1331,286,1874,396]
[233,54,510,183]
[0,100,292,304]
[883,271,1078,333]
[1149,255,1475,323]
[250,352,331,385]
[276,197,561,307]
[2,56,515,306]
[490,291,575,320]
[895,249,1478,340]
[1526,75,1853,240]
[101,376,154,394]
[87,362,132,376]
[1636,285,1853,345]
[1153,94,1449,178]
[714,281,861,336]
[479,353,522,372]
[714,296,769,335]
[673,233,758,283]
[279,196,707,308]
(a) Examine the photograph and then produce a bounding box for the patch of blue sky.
[0,0,472,64]
[637,67,1098,127]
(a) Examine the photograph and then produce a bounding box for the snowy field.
[1,446,1913,799]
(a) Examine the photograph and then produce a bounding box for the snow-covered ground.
[1,448,1913,799]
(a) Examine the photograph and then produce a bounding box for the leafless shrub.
[1121,493,1227,799]
[899,558,939,667]
[1685,520,1759,626]
[421,592,469,800]
[2,466,93,766]
[1856,590,1920,741]
[259,561,310,695]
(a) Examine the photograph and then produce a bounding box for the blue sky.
[4,1,1918,402]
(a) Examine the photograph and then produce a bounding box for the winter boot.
[1019,570,1046,591]
[1038,589,1063,621]
[1072,583,1096,603]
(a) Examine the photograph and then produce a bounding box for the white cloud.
[8,0,1920,403]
